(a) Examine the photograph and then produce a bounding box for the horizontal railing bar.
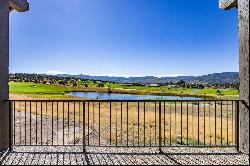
[14,145,237,148]
[5,99,243,102]
[87,145,238,148]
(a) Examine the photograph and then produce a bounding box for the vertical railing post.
[181,102,183,145]
[8,101,13,151]
[83,102,86,153]
[235,101,240,152]
[159,102,162,153]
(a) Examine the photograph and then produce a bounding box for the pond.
[68,92,203,100]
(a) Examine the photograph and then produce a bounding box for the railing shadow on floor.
[0,151,11,165]
[1,147,247,165]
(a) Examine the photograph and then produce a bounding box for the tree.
[216,90,222,95]
[98,82,104,87]
[176,80,186,87]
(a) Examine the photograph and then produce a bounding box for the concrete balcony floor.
[0,146,249,165]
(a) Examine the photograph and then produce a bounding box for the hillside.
[58,72,239,84]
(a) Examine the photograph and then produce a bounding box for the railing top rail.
[5,99,243,102]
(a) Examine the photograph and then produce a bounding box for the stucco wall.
[238,0,249,154]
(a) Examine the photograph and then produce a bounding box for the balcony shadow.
[0,147,248,165]
[0,151,10,165]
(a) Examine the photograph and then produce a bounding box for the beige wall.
[238,0,249,154]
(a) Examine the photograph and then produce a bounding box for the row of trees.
[125,80,239,89]
[177,80,239,89]
[9,73,117,87]
[173,80,239,89]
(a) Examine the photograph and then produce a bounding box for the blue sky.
[10,0,238,77]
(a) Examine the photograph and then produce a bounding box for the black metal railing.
[6,100,241,151]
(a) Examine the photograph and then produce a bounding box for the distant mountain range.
[58,72,239,84]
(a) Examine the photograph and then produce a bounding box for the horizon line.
[9,71,239,78]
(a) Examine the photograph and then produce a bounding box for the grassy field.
[9,82,71,95]
[102,82,239,95]
[9,82,239,100]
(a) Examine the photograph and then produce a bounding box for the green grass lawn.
[9,82,71,95]
[197,88,239,95]
[103,83,239,96]
[9,82,239,97]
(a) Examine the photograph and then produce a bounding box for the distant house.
[149,84,159,87]
[96,81,102,84]
[124,83,134,86]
